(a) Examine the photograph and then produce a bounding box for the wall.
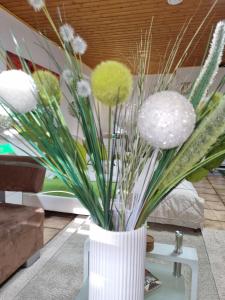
[0,7,91,139]
[143,66,225,97]
[0,6,224,143]
[176,66,225,95]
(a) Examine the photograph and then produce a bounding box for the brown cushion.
[0,155,46,193]
[0,203,44,284]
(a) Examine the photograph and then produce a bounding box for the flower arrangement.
[0,0,225,232]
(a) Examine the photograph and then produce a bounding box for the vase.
[89,223,147,300]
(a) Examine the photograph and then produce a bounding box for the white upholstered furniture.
[149,180,205,229]
[22,180,204,229]
[4,140,204,229]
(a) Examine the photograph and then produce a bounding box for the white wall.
[0,7,91,139]
[143,66,225,98]
[176,66,225,95]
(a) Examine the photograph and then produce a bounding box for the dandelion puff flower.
[62,69,74,85]
[0,70,38,113]
[72,36,87,55]
[60,24,75,43]
[91,60,133,106]
[77,80,91,97]
[27,0,45,11]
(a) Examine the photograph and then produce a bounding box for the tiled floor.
[43,211,75,244]
[193,174,225,230]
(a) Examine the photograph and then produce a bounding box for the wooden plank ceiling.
[0,0,225,73]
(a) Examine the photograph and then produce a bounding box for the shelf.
[75,262,187,300]
[145,262,186,300]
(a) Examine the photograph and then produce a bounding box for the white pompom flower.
[0,70,38,113]
[0,115,11,132]
[62,69,74,85]
[77,80,91,98]
[60,24,75,43]
[0,106,11,133]
[27,0,45,11]
[138,91,196,149]
[72,36,87,55]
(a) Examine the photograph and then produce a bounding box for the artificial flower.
[77,79,91,97]
[33,70,62,105]
[62,69,74,85]
[59,23,74,43]
[138,91,196,149]
[91,60,132,106]
[0,70,37,113]
[0,115,11,132]
[71,36,87,55]
[0,108,11,133]
[27,0,45,11]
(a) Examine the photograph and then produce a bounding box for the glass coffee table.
[76,263,186,300]
[75,242,198,300]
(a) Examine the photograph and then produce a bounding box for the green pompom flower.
[91,60,132,106]
[33,70,62,105]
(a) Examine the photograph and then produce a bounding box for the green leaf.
[186,167,209,182]
[161,94,225,188]
[189,21,225,109]
[186,139,225,182]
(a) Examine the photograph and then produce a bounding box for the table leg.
[190,263,198,300]
[0,191,5,203]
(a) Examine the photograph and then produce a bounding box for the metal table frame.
[76,240,198,300]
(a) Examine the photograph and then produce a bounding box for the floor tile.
[44,227,60,244]
[194,187,217,195]
[208,176,225,183]
[44,213,74,229]
[204,201,225,210]
[193,182,212,188]
[210,184,225,190]
[217,194,225,201]
[216,189,225,195]
[214,210,225,222]
[204,209,218,221]
[204,220,225,230]
[199,194,221,202]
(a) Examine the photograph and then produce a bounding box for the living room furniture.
[76,239,198,300]
[23,178,204,229]
[0,155,46,196]
[4,140,204,229]
[0,155,45,284]
[149,180,205,229]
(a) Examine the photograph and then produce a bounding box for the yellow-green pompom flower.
[91,60,132,106]
[33,70,62,105]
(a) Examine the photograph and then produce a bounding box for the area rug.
[202,228,225,300]
[0,220,220,300]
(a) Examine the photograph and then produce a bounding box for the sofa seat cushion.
[0,203,44,284]
[149,180,205,229]
[0,156,46,193]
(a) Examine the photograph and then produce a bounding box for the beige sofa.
[149,180,205,229]
[23,179,204,230]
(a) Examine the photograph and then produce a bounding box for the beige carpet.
[202,228,225,300]
[0,219,220,300]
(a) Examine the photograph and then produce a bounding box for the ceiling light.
[167,0,183,5]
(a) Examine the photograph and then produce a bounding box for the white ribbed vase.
[89,224,146,300]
